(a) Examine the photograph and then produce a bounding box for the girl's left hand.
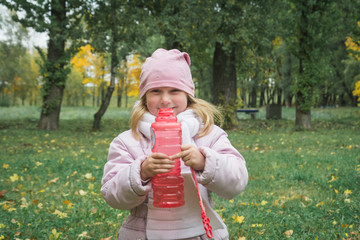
[170,144,205,171]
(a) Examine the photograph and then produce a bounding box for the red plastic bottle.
[151,108,185,208]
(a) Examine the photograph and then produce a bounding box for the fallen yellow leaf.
[344,189,352,196]
[283,229,293,238]
[101,237,112,240]
[10,174,19,182]
[79,190,87,196]
[49,177,59,183]
[232,215,245,224]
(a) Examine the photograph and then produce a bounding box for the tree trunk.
[38,0,66,130]
[295,4,313,130]
[38,84,64,130]
[117,82,122,107]
[250,87,257,108]
[259,86,265,107]
[92,86,95,107]
[213,42,237,129]
[277,88,282,105]
[295,59,312,130]
[295,103,311,129]
[93,27,118,131]
[284,94,292,107]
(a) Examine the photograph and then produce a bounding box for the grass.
[0,106,359,239]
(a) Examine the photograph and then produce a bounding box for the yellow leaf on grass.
[344,189,352,196]
[101,237,113,240]
[261,200,268,206]
[3,163,9,169]
[49,177,59,183]
[328,175,338,183]
[78,231,91,238]
[283,230,293,238]
[54,210,68,219]
[10,174,19,182]
[84,173,93,179]
[232,215,245,224]
[50,228,61,240]
[79,190,87,196]
[63,200,74,209]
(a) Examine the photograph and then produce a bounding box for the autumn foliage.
[345,21,360,103]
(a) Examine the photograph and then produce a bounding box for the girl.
[101,49,248,240]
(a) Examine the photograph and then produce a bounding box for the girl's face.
[145,87,188,116]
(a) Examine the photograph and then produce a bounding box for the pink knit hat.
[139,48,195,98]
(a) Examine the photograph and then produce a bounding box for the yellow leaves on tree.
[345,36,360,61]
[70,46,143,101]
[345,21,360,60]
[272,36,283,50]
[353,80,360,102]
[345,21,360,103]
[69,44,109,102]
[125,53,143,97]
[71,44,95,75]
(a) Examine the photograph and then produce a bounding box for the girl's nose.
[160,93,171,105]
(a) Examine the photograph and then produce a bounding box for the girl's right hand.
[140,153,175,181]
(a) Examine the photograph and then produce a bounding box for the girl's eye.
[171,89,180,93]
[150,89,160,93]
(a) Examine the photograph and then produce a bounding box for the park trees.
[279,0,335,129]
[345,21,360,104]
[1,0,360,130]
[0,8,33,106]
[0,0,89,130]
[85,0,147,131]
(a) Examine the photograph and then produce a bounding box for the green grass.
[0,106,359,239]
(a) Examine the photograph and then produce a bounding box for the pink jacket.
[101,125,248,239]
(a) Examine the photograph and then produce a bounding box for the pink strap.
[191,168,213,239]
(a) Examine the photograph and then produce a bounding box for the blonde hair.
[130,95,223,140]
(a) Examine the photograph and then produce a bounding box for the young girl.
[101,49,248,240]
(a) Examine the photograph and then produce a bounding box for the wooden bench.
[236,109,259,119]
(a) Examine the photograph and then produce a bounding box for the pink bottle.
[151,108,185,208]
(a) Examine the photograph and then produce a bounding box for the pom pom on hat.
[139,48,195,98]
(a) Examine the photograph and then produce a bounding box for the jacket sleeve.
[101,135,151,210]
[197,126,248,199]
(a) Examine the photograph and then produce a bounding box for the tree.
[282,0,334,129]
[0,7,29,106]
[210,1,244,129]
[345,21,360,105]
[86,0,147,131]
[353,81,360,104]
[70,44,96,106]
[123,53,142,107]
[1,0,88,130]
[64,67,85,106]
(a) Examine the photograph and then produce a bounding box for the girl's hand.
[140,153,175,181]
[170,144,205,171]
